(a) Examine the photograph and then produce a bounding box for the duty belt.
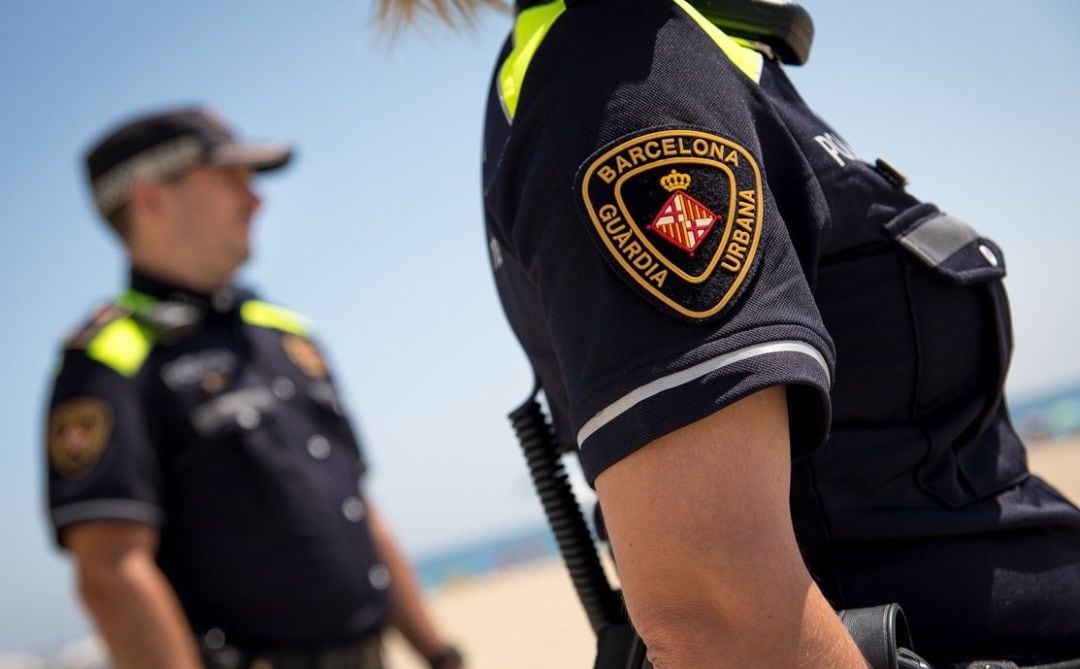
[202,634,382,669]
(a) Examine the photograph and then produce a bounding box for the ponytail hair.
[376,0,506,29]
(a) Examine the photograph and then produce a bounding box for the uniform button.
[342,496,366,522]
[204,628,226,650]
[368,563,392,590]
[236,407,261,429]
[211,291,235,313]
[306,434,331,460]
[978,243,999,267]
[271,376,295,400]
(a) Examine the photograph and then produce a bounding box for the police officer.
[382,0,1080,666]
[46,107,464,669]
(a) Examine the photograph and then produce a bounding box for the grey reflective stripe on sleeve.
[577,340,830,447]
[51,499,165,528]
[896,213,979,269]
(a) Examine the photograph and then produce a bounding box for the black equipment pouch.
[839,604,932,669]
[593,605,928,669]
[957,661,1080,669]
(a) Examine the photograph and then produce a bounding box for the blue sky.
[1,0,1078,654]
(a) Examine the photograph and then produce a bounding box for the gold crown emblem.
[659,170,691,192]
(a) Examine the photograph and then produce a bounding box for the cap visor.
[210,142,293,172]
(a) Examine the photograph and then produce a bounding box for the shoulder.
[239,298,333,379]
[50,307,144,420]
[238,298,313,337]
[62,303,130,351]
[59,303,157,379]
[528,0,753,80]
[511,1,763,150]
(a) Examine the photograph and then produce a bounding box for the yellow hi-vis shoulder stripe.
[115,289,156,314]
[83,290,159,377]
[672,0,763,83]
[497,0,762,123]
[240,300,310,337]
[87,318,152,378]
[498,0,567,121]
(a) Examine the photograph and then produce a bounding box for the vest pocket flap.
[884,204,1006,285]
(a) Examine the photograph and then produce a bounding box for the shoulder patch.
[282,334,328,378]
[48,397,112,479]
[578,128,764,321]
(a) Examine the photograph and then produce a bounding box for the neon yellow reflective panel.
[87,318,152,377]
[240,300,310,336]
[116,289,157,314]
[497,0,567,121]
[672,0,763,83]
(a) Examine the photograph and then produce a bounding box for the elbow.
[630,589,769,666]
[76,563,124,619]
[74,551,152,622]
[631,596,722,668]
[626,568,813,667]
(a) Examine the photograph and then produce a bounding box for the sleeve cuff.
[576,337,832,484]
[52,499,165,534]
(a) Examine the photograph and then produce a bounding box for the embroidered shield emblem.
[283,334,328,378]
[48,397,112,478]
[648,170,718,255]
[579,128,764,321]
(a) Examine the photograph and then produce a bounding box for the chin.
[223,250,251,280]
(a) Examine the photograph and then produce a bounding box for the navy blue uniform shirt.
[46,269,390,649]
[483,0,1080,662]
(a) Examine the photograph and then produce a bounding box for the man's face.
[165,165,262,282]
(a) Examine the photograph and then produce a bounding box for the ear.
[126,180,176,252]
[128,180,170,219]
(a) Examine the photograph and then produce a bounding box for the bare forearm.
[77,549,202,669]
[629,579,866,668]
[614,528,866,668]
[597,387,867,668]
[368,506,453,661]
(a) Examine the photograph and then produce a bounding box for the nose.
[236,170,261,213]
[246,184,262,213]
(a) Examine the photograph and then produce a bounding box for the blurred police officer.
[45,107,464,669]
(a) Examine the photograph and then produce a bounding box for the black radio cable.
[508,379,627,634]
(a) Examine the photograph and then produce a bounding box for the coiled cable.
[508,380,627,633]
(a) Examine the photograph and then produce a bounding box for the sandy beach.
[384,437,1080,669]
[383,557,603,669]
[1026,436,1080,502]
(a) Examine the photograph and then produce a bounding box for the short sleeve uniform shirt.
[47,270,390,648]
[482,0,1080,659]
